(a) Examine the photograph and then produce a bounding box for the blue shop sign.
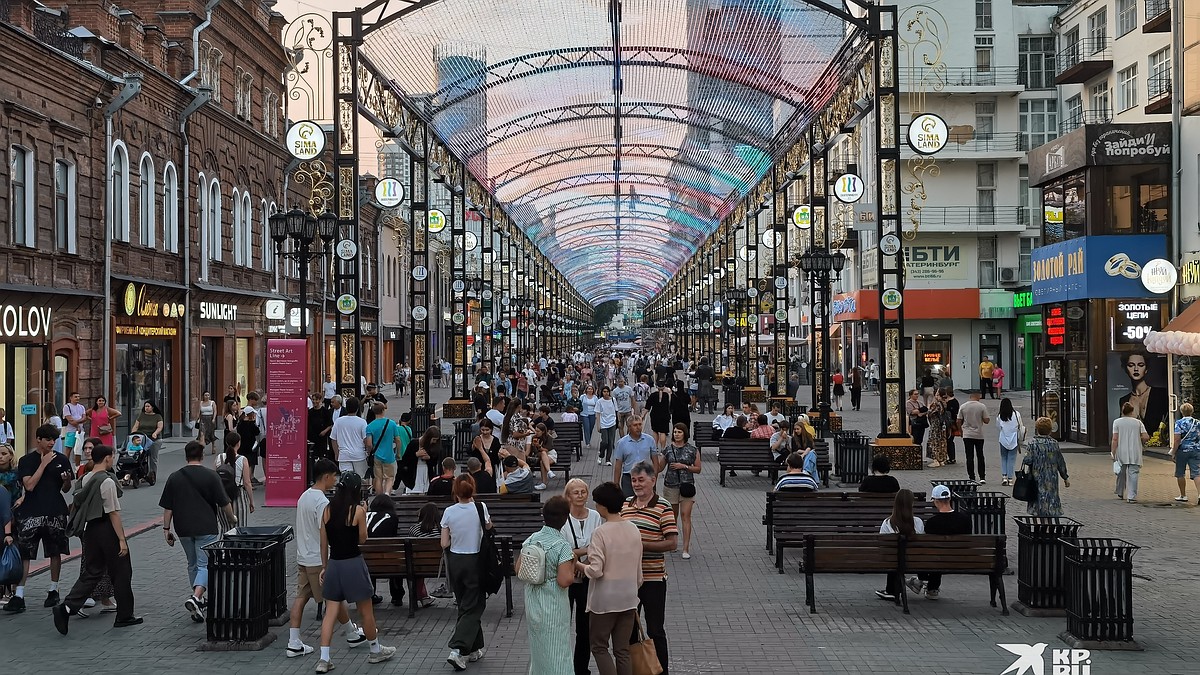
[1031,234,1167,304]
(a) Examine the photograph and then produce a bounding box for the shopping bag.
[630,617,663,675]
[0,542,22,585]
[1012,470,1039,503]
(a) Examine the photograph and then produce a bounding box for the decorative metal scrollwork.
[284,14,334,122]
[899,6,948,239]
[295,159,333,217]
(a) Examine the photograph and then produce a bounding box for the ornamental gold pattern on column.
[338,166,354,219]
[338,100,355,153]
[338,44,352,94]
[899,6,947,239]
[296,160,333,217]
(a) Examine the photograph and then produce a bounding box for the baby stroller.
[117,434,153,488]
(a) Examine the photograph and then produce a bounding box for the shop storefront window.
[54,354,68,414]
[116,343,172,440]
[236,338,250,394]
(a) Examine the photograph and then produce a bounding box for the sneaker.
[100,602,119,614]
[371,594,384,605]
[1127,499,1138,504]
[925,589,940,600]
[597,458,603,465]
[874,590,896,601]
[1174,496,1188,502]
[467,647,486,662]
[978,479,987,485]
[447,649,468,671]
[367,646,397,664]
[287,642,315,658]
[52,603,70,635]
[905,576,924,595]
[605,461,612,466]
[681,552,691,560]
[3,596,25,613]
[346,627,368,647]
[44,590,60,608]
[431,584,454,599]
[928,462,942,468]
[315,660,335,673]
[419,596,436,608]
[184,596,205,623]
[534,483,547,491]
[83,598,97,609]
[547,470,556,480]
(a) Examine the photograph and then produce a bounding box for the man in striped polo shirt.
[621,460,678,675]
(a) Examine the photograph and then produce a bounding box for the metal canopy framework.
[345,0,871,304]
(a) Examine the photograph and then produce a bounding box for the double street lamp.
[797,247,847,433]
[270,207,338,338]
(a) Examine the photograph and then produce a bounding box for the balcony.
[908,206,1028,233]
[1055,38,1113,85]
[900,128,1028,159]
[1144,0,1170,33]
[1059,107,1112,135]
[1145,69,1171,114]
[901,66,1024,94]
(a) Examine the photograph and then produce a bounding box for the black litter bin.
[1011,516,1082,617]
[936,480,980,497]
[833,430,870,485]
[412,405,434,436]
[1059,538,1142,650]
[951,491,1009,535]
[454,419,474,461]
[224,525,295,625]
[200,538,280,649]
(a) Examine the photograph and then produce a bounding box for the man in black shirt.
[159,441,236,623]
[4,424,74,613]
[722,416,752,439]
[427,457,456,496]
[466,457,496,494]
[943,388,960,464]
[858,456,901,493]
[363,383,388,423]
[906,484,973,600]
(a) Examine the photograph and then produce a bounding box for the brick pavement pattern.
[2,389,1196,674]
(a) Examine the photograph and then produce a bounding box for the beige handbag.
[629,616,663,675]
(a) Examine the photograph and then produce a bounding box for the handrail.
[1056,37,1111,76]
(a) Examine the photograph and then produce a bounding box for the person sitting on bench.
[772,452,818,492]
[858,456,901,493]
[904,484,972,600]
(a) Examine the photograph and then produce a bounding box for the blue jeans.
[999,443,1018,478]
[582,414,596,445]
[179,534,220,591]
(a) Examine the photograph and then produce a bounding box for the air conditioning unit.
[999,267,1019,284]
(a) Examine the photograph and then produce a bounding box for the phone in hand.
[166,532,176,547]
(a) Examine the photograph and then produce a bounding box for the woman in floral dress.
[1021,416,1070,516]
[926,390,948,467]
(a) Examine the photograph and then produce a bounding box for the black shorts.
[17,515,70,560]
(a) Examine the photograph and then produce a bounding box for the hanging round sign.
[374,178,405,208]
[452,279,466,293]
[285,120,325,160]
[336,294,358,315]
[774,309,788,322]
[482,289,493,300]
[411,305,428,321]
[482,315,493,327]
[746,287,759,299]
[792,205,812,229]
[501,295,511,306]
[412,265,429,281]
[907,113,950,155]
[502,319,512,329]
[1140,258,1178,294]
[727,317,737,327]
[336,239,358,261]
[834,173,865,203]
[881,288,903,310]
[879,233,902,256]
[747,314,759,326]
[774,277,787,290]
[464,231,478,251]
[761,229,781,248]
[452,311,465,325]
[427,209,447,233]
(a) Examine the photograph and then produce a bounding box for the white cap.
[931,485,952,500]
[242,405,257,415]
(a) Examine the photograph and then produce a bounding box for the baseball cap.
[242,405,257,415]
[931,484,952,500]
[337,471,362,491]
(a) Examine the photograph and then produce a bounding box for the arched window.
[138,154,155,248]
[208,179,222,262]
[232,188,243,265]
[54,159,77,253]
[363,244,373,291]
[242,193,253,267]
[110,143,130,242]
[261,200,272,271]
[163,164,178,252]
[198,172,208,279]
[10,145,34,247]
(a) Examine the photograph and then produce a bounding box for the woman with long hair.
[595,386,619,467]
[405,426,441,495]
[471,419,501,475]
[579,384,599,449]
[663,422,700,559]
[561,479,602,675]
[441,474,493,670]
[996,398,1025,485]
[530,422,557,492]
[196,391,218,454]
[365,493,401,606]
[644,380,674,449]
[408,503,441,608]
[315,472,395,672]
[876,489,925,601]
[671,381,691,431]
[223,400,239,443]
[926,390,948,468]
[215,431,254,532]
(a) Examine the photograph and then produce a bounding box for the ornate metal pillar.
[332,12,363,400]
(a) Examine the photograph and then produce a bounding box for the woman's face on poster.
[1125,356,1148,383]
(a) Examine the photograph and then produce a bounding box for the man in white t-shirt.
[330,398,372,476]
[62,391,88,465]
[322,376,337,408]
[285,459,365,657]
[485,398,507,428]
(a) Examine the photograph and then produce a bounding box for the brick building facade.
[1,0,379,452]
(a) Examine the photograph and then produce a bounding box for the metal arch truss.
[528,193,721,233]
[493,143,750,190]
[508,171,730,208]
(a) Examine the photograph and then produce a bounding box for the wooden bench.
[693,421,720,452]
[762,490,928,553]
[360,537,447,618]
[801,533,1008,614]
[716,439,777,486]
[770,495,935,572]
[555,421,583,462]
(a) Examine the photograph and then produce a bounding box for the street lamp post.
[797,247,847,435]
[270,207,338,339]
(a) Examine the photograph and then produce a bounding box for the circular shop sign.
[452,311,465,325]
[412,265,429,281]
[833,173,865,203]
[285,120,325,160]
[482,315,493,327]
[411,305,428,322]
[464,231,478,251]
[374,178,405,208]
[879,233,902,257]
[1141,258,1178,294]
[502,319,512,329]
[774,309,788,322]
[881,288,903,310]
[792,205,812,229]
[427,209,447,233]
[774,276,787,290]
[727,317,737,327]
[482,289,493,301]
[761,229,781,248]
[747,314,759,326]
[336,294,358,315]
[907,113,950,155]
[452,279,466,293]
[336,239,358,261]
[501,295,511,306]
[746,287,759,299]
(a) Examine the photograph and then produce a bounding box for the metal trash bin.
[200,538,280,650]
[1058,538,1142,650]
[1011,516,1083,616]
[833,430,870,485]
[412,405,434,436]
[951,491,1009,535]
[224,525,295,624]
[935,480,979,497]
[454,419,474,460]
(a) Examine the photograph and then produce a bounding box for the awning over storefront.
[832,289,981,322]
[1145,301,1200,356]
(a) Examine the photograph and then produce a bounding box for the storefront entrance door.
[0,345,48,457]
[116,342,172,442]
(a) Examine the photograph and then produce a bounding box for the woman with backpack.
[215,431,254,533]
[516,495,575,674]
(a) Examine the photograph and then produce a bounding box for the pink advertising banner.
[265,338,309,507]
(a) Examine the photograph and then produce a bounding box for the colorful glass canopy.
[362,0,860,304]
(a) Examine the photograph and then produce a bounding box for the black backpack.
[475,502,504,596]
[216,459,239,500]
